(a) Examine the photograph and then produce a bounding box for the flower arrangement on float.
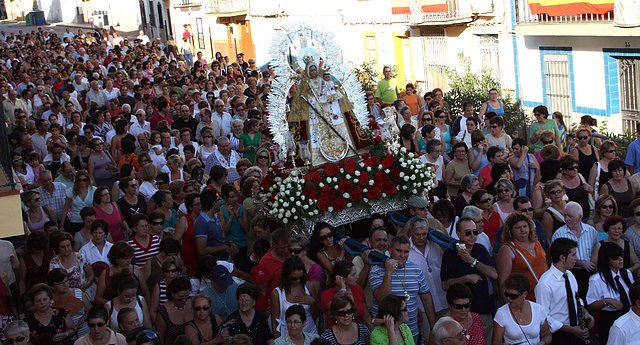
[261,120,437,226]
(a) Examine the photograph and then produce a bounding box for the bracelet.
[470,259,478,268]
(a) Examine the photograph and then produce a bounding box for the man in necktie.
[536,238,594,345]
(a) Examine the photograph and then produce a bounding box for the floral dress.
[26,308,70,345]
[49,253,89,289]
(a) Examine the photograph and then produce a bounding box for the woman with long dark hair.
[270,256,316,338]
[586,242,634,344]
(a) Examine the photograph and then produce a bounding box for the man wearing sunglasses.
[441,217,498,344]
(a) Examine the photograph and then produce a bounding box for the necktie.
[564,273,577,326]
[615,275,631,312]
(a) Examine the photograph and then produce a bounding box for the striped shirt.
[551,223,598,261]
[369,261,430,337]
[128,235,160,267]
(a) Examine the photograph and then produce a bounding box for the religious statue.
[274,29,370,167]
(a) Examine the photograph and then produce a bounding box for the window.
[619,58,640,133]
[421,34,447,90]
[543,53,572,126]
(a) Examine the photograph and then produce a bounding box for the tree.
[443,53,530,138]
[352,60,378,93]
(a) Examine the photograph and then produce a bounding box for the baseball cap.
[210,265,233,288]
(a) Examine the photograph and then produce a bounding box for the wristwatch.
[470,259,478,268]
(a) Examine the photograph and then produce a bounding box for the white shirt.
[586,270,635,312]
[212,111,233,137]
[104,88,120,100]
[408,238,447,312]
[79,240,113,265]
[608,309,640,345]
[494,301,548,345]
[535,265,579,332]
[139,181,158,202]
[129,121,151,138]
[0,240,17,285]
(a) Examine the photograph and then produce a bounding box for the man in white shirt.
[608,281,640,345]
[212,99,233,137]
[85,80,108,109]
[137,30,150,45]
[535,238,594,344]
[72,74,88,93]
[129,109,151,139]
[103,79,120,100]
[406,216,448,340]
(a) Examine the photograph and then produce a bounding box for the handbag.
[578,173,595,210]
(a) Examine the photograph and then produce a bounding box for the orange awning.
[528,0,614,16]
[391,0,448,14]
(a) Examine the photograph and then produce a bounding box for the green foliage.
[601,130,636,161]
[443,53,530,138]
[352,60,378,93]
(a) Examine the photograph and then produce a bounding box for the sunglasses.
[53,278,68,285]
[464,230,480,237]
[504,291,523,300]
[6,336,26,344]
[151,220,164,226]
[32,198,41,202]
[203,136,213,139]
[548,189,563,195]
[480,198,492,203]
[77,178,89,182]
[288,248,303,254]
[129,184,138,188]
[88,321,106,328]
[422,117,431,122]
[319,234,334,241]
[175,296,191,302]
[542,140,554,145]
[289,276,303,282]
[607,149,616,153]
[518,207,534,212]
[490,125,499,128]
[335,308,355,317]
[258,156,269,159]
[194,305,211,311]
[451,302,471,310]
[601,204,615,210]
[578,136,589,140]
[164,268,180,273]
[435,116,446,119]
[498,189,511,194]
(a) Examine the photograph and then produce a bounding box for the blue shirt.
[202,282,239,320]
[551,223,598,261]
[369,262,430,336]
[625,138,640,174]
[194,211,227,261]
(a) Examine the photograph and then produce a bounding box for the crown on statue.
[302,54,314,66]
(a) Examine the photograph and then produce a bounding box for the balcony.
[514,0,613,24]
[204,0,248,16]
[343,0,493,25]
[173,0,201,9]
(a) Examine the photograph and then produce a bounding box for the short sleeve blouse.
[494,301,547,345]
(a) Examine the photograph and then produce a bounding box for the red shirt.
[258,250,286,296]
[150,111,173,130]
[320,285,366,325]
[482,209,502,243]
[480,164,493,188]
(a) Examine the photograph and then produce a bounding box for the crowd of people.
[0,25,639,345]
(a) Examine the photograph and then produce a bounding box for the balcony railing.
[514,0,613,24]
[204,0,248,15]
[344,0,493,25]
[173,0,201,7]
